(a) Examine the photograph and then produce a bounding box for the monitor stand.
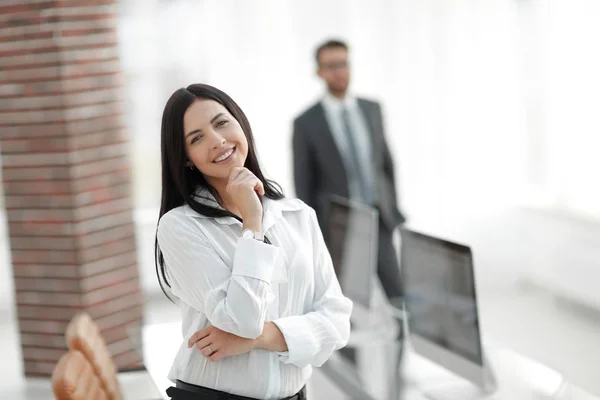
[422,353,497,400]
[423,382,490,400]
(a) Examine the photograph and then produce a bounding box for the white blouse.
[156,190,353,399]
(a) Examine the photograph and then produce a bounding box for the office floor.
[2,285,600,400]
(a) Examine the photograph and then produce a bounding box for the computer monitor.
[325,195,379,308]
[400,228,496,398]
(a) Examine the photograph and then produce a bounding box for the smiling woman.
[154,84,352,400]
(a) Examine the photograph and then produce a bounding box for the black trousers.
[376,220,403,299]
[167,380,307,400]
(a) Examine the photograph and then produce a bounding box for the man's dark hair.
[315,39,348,65]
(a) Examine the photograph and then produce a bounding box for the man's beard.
[328,82,348,97]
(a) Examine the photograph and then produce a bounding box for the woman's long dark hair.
[155,84,284,300]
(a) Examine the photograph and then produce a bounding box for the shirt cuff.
[232,238,280,283]
[272,316,315,366]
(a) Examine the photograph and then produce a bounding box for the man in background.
[292,39,406,301]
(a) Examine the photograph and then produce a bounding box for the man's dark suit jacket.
[292,98,405,234]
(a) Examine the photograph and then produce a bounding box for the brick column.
[0,1,144,376]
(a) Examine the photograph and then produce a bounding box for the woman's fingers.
[228,168,264,194]
[227,167,246,188]
[187,327,211,348]
[194,335,213,353]
[196,341,217,358]
[254,180,265,196]
[209,350,223,362]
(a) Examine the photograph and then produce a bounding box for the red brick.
[0,30,53,43]
[0,46,116,70]
[69,128,129,152]
[0,152,70,167]
[65,113,123,136]
[19,319,69,335]
[0,2,56,17]
[68,142,128,165]
[17,291,83,307]
[0,37,56,53]
[0,94,61,109]
[0,122,66,139]
[87,292,143,320]
[79,236,136,264]
[24,361,61,376]
[6,208,74,223]
[100,323,132,344]
[11,249,78,264]
[0,138,70,155]
[7,220,75,236]
[0,114,122,139]
[78,223,135,248]
[22,346,67,361]
[17,305,79,321]
[2,165,71,181]
[0,51,60,70]
[56,14,116,24]
[13,264,79,279]
[15,277,81,293]
[58,31,118,49]
[73,182,131,207]
[113,350,143,370]
[75,197,132,222]
[21,333,66,349]
[59,45,119,64]
[95,303,143,331]
[71,155,130,179]
[71,169,131,195]
[64,99,123,121]
[81,250,136,277]
[0,44,61,60]
[84,277,140,307]
[3,180,72,194]
[81,264,138,292]
[55,0,116,8]
[1,108,64,125]
[53,4,117,17]
[0,82,26,97]
[59,71,122,93]
[0,21,50,37]
[0,64,59,82]
[63,87,123,108]
[4,193,73,209]
[60,27,114,37]
[10,236,77,250]
[75,210,133,235]
[108,338,137,359]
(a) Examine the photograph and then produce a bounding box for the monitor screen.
[401,229,483,365]
[326,197,378,308]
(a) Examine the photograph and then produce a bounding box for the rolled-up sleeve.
[273,209,353,367]
[157,211,280,339]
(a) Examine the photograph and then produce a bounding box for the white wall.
[1,0,598,311]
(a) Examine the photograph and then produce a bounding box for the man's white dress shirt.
[156,189,353,399]
[321,92,377,204]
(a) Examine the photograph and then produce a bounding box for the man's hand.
[188,325,256,362]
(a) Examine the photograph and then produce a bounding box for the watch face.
[242,230,253,239]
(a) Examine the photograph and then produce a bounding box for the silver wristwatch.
[242,229,264,241]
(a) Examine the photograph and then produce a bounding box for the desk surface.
[142,322,598,400]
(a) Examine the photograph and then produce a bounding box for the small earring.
[188,164,195,170]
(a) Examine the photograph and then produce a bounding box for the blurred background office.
[1,0,600,398]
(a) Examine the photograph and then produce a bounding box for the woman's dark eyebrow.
[184,113,225,139]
